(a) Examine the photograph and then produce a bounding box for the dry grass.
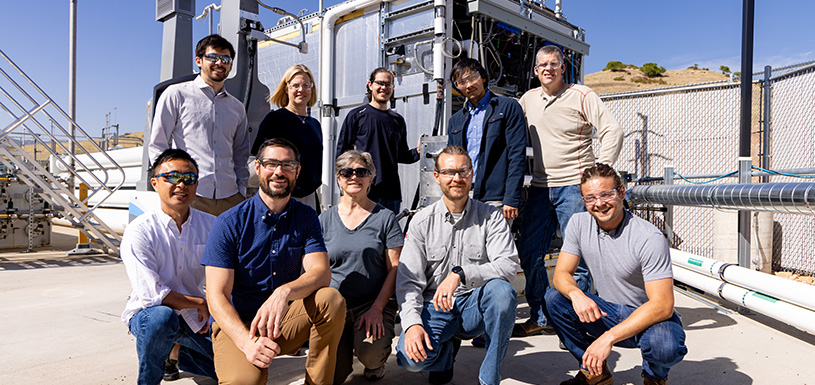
[585,67,730,95]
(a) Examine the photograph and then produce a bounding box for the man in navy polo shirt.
[203,138,346,385]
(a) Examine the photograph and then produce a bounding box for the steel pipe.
[628,183,815,215]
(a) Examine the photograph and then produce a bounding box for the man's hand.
[196,300,211,333]
[582,334,614,376]
[357,304,385,341]
[240,336,281,368]
[432,273,460,312]
[502,205,518,220]
[403,324,433,362]
[250,288,291,339]
[570,290,607,323]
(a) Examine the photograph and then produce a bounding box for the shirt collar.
[597,210,631,237]
[466,91,492,114]
[252,193,292,222]
[155,207,194,231]
[539,84,570,101]
[194,75,228,97]
[443,197,472,224]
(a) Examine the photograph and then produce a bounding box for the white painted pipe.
[433,0,446,80]
[673,265,815,334]
[319,0,383,207]
[50,147,144,172]
[671,249,815,312]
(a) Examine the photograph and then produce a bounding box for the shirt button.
[272,250,276,254]
[273,272,276,276]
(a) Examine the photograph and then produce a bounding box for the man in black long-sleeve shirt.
[336,67,420,213]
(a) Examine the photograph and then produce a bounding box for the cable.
[673,170,737,184]
[751,166,815,178]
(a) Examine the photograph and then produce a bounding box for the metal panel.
[466,0,589,55]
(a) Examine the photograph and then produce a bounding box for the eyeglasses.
[154,171,198,185]
[201,53,233,65]
[535,61,561,70]
[581,186,621,205]
[371,80,393,88]
[338,167,372,179]
[436,167,473,179]
[454,72,481,88]
[287,82,313,90]
[257,158,300,172]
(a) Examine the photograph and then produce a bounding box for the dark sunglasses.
[338,168,372,178]
[201,53,233,65]
[154,171,198,185]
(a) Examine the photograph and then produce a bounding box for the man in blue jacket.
[447,58,527,222]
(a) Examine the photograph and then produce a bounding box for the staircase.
[0,49,124,254]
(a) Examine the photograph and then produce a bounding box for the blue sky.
[2,1,812,138]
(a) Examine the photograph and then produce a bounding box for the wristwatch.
[452,266,466,285]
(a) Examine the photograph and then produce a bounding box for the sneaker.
[559,361,612,385]
[471,334,486,348]
[642,375,667,385]
[428,338,461,385]
[163,358,180,381]
[363,366,385,381]
[512,319,555,337]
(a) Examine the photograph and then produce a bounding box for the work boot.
[642,375,667,385]
[428,338,461,385]
[363,366,385,381]
[559,361,613,385]
[512,319,555,337]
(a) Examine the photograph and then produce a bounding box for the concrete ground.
[1,226,814,384]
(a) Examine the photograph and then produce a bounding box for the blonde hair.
[268,64,317,108]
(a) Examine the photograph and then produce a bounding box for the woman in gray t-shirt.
[319,150,404,383]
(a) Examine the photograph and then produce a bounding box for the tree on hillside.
[641,62,666,77]
[604,61,627,71]
[720,65,731,75]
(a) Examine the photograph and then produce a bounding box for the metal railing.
[0,48,125,254]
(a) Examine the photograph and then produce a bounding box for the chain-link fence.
[598,61,815,275]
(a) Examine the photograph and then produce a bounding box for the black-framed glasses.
[201,53,233,65]
[257,158,300,172]
[454,72,481,88]
[371,80,393,88]
[154,171,198,185]
[581,186,621,204]
[436,167,473,178]
[338,167,372,179]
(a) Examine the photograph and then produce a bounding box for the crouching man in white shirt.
[121,149,217,384]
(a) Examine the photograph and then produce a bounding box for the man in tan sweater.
[513,45,623,337]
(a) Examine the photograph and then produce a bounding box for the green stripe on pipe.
[688,258,703,267]
[752,292,779,303]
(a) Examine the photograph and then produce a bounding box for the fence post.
[664,165,674,246]
[761,65,772,183]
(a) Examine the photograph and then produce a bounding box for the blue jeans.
[396,280,517,385]
[372,197,401,215]
[518,185,591,327]
[128,306,217,385]
[545,289,688,380]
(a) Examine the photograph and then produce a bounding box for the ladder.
[0,49,124,254]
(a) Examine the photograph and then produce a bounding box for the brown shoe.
[512,319,555,337]
[559,361,613,385]
[642,376,667,385]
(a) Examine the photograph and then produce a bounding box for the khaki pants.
[211,287,346,385]
[333,299,398,384]
[192,193,245,216]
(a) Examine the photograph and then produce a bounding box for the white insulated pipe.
[671,249,815,312]
[432,0,446,80]
[554,0,563,19]
[673,264,815,334]
[319,0,383,206]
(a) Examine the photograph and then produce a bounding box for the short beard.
[259,178,294,199]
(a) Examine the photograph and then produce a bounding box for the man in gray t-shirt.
[545,164,687,385]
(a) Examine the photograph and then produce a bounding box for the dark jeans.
[128,306,216,385]
[518,185,592,327]
[545,289,688,380]
[396,280,517,385]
